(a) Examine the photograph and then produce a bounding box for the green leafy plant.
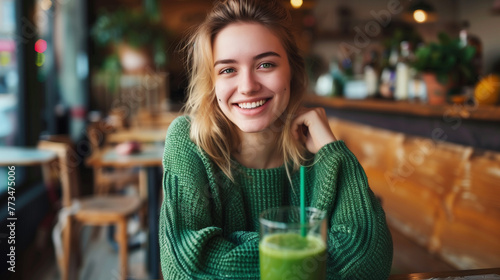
[91,8,170,71]
[412,32,477,85]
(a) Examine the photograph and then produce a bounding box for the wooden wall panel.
[329,118,403,173]
[329,117,500,269]
[436,150,500,269]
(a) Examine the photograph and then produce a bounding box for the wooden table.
[85,144,164,279]
[105,128,167,144]
[389,267,500,279]
[86,144,164,168]
[0,146,57,166]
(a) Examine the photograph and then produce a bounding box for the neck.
[233,129,283,169]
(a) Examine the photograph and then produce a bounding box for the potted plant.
[412,33,477,104]
[91,8,170,74]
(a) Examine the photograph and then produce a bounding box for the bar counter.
[389,267,500,279]
[304,94,500,122]
[304,94,500,152]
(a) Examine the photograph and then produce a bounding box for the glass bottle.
[364,50,380,98]
[395,41,410,101]
[379,46,398,99]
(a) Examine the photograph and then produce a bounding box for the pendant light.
[409,0,437,23]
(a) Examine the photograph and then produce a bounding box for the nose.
[238,70,260,95]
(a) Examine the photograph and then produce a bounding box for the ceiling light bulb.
[413,9,427,23]
[291,0,303,9]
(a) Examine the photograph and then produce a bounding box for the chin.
[235,121,272,133]
[237,126,268,133]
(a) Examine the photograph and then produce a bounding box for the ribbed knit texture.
[160,116,393,279]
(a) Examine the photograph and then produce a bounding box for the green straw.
[300,165,306,237]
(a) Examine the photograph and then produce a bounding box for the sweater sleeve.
[309,140,393,280]
[159,117,260,279]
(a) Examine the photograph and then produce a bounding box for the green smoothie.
[259,233,326,280]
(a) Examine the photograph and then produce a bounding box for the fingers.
[292,107,337,154]
[291,108,308,141]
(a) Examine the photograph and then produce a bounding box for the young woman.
[159,0,393,279]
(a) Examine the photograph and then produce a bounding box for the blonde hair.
[183,0,308,180]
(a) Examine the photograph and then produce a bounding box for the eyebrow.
[214,51,281,67]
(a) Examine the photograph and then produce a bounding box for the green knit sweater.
[160,116,393,279]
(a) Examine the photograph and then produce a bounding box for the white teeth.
[237,99,266,109]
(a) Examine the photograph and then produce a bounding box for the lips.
[236,98,269,109]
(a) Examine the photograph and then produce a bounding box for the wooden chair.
[87,122,148,228]
[38,139,142,280]
[87,121,140,195]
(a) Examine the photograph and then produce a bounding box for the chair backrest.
[90,71,170,127]
[121,72,169,115]
[38,139,81,208]
[86,123,102,152]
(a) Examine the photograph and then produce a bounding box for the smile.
[237,99,269,109]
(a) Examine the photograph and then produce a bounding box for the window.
[0,0,19,192]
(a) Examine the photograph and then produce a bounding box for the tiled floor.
[24,224,455,280]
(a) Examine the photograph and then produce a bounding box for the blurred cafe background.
[0,0,499,279]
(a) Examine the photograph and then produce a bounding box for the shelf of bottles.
[309,23,500,122]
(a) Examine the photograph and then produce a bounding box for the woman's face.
[213,22,291,133]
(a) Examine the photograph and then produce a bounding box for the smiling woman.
[213,23,291,136]
[159,0,393,279]
[183,0,309,178]
[212,23,294,169]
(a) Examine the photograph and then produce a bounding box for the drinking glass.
[259,206,327,280]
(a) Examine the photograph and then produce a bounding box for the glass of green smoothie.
[259,206,327,280]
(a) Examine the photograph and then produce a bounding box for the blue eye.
[220,68,235,74]
[260,63,273,69]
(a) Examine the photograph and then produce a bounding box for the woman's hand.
[292,107,337,154]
